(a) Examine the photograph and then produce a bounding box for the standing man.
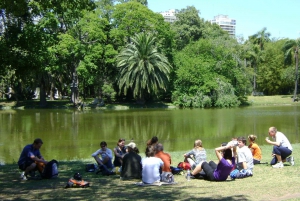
[266,127,294,168]
[91,141,113,173]
[18,138,48,180]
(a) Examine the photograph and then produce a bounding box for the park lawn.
[247,95,299,106]
[0,144,300,201]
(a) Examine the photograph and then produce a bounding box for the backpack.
[66,178,90,188]
[177,162,191,170]
[42,160,58,179]
[85,164,96,172]
[170,166,183,175]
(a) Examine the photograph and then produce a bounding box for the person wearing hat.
[120,142,142,180]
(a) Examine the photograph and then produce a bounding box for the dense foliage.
[0,1,298,107]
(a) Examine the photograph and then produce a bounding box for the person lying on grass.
[190,143,236,181]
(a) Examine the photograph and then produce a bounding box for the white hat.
[126,142,136,149]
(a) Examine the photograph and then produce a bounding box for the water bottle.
[186,169,191,181]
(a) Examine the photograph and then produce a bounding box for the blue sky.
[148,0,300,40]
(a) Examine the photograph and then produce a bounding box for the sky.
[148,0,300,40]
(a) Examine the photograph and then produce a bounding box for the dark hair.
[133,147,139,154]
[100,141,107,147]
[33,138,43,145]
[223,149,232,160]
[145,145,155,157]
[221,142,228,147]
[237,136,247,145]
[117,138,125,146]
[147,136,158,146]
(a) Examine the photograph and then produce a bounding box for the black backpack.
[42,160,59,179]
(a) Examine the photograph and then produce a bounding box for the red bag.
[177,162,191,170]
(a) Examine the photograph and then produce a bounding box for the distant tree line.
[0,0,298,107]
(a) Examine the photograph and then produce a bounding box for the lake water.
[0,105,299,164]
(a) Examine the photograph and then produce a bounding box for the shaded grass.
[1,144,300,200]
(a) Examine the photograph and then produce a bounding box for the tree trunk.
[39,76,47,107]
[71,65,79,106]
[293,49,299,102]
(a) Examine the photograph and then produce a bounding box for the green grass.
[1,144,300,200]
[247,95,300,106]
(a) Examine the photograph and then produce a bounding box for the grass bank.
[0,95,299,110]
[247,95,299,106]
[1,144,300,201]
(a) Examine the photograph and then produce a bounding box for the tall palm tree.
[282,39,300,102]
[116,32,172,103]
[249,27,271,51]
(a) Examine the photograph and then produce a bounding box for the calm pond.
[0,105,299,164]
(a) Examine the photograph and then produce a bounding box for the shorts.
[19,160,35,171]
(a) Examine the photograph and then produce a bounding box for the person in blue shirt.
[18,138,48,180]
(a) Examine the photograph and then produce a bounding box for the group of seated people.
[91,136,172,183]
[18,127,294,182]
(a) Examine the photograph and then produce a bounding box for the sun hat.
[126,142,136,149]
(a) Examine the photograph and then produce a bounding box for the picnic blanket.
[134,181,177,186]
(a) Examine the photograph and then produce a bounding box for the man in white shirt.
[91,141,113,174]
[236,137,254,172]
[266,127,294,168]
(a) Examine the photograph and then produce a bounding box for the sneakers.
[272,162,284,168]
[20,172,25,179]
[286,156,295,166]
[20,172,28,180]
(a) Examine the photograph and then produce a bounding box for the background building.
[210,15,236,36]
[159,9,177,23]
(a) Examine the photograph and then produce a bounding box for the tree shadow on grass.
[0,161,251,201]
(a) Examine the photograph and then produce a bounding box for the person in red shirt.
[155,143,171,173]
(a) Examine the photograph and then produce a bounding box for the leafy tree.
[256,39,288,95]
[117,0,148,6]
[282,39,300,101]
[116,32,172,103]
[171,6,204,50]
[247,28,271,94]
[172,37,246,107]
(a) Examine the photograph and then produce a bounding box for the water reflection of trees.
[0,107,299,163]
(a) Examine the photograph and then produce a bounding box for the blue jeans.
[270,146,292,165]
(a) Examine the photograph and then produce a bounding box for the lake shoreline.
[0,95,299,110]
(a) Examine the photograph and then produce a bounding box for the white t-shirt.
[142,157,163,184]
[237,146,254,170]
[274,131,293,151]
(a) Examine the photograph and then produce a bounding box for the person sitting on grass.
[230,136,254,179]
[155,143,172,173]
[91,141,114,174]
[113,138,126,167]
[184,139,206,170]
[120,142,142,180]
[141,145,163,184]
[190,143,236,181]
[18,138,48,180]
[248,135,262,164]
[265,127,294,168]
